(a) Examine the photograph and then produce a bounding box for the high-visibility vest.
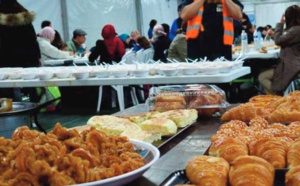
[186,0,234,45]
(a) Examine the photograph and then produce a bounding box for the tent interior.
[19,0,300,52]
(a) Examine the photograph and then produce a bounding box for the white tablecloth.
[233,49,280,60]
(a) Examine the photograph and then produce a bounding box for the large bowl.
[38,72,54,80]
[55,70,71,79]
[160,68,178,77]
[73,71,89,80]
[72,139,160,186]
[131,69,149,77]
[111,70,129,78]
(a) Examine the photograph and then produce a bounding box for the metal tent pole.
[60,0,70,41]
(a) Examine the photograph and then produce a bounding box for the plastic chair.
[284,74,300,96]
[121,50,136,64]
[136,49,144,62]
[142,48,154,63]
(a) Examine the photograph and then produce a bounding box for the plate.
[72,139,160,186]
[159,169,286,186]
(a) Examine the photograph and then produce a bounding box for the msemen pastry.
[140,118,178,137]
[87,115,142,136]
[150,109,198,128]
[120,130,161,143]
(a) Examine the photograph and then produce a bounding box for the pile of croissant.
[202,117,300,185]
[221,91,300,123]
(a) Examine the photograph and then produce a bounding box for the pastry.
[249,138,288,168]
[154,101,186,111]
[140,118,178,137]
[209,137,248,164]
[186,155,229,186]
[150,109,198,128]
[221,103,269,122]
[229,156,274,186]
[285,165,300,186]
[287,139,300,168]
[188,93,223,116]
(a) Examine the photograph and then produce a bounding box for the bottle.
[241,30,248,54]
[253,30,259,50]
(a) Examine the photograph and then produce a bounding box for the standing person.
[258,5,300,95]
[180,0,243,61]
[0,0,40,101]
[66,29,88,56]
[152,24,171,62]
[169,3,185,41]
[148,19,157,39]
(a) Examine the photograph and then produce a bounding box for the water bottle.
[253,30,259,50]
[241,30,248,54]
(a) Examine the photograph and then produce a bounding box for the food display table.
[113,104,222,186]
[0,67,250,88]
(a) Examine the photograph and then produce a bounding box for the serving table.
[0,67,250,88]
[112,104,222,186]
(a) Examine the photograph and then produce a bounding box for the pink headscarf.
[39,26,55,41]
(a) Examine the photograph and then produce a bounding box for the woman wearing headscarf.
[0,0,41,101]
[152,24,171,62]
[37,26,73,65]
[89,24,125,64]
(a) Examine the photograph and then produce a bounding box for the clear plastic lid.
[148,84,230,115]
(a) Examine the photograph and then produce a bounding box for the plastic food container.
[148,84,230,116]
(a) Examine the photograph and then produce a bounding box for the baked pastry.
[218,120,248,131]
[221,103,270,122]
[186,155,229,186]
[140,118,178,137]
[209,137,248,164]
[229,155,274,186]
[249,117,269,130]
[249,138,288,168]
[154,91,186,111]
[87,115,142,136]
[287,139,300,168]
[187,93,223,116]
[120,130,161,143]
[249,95,282,103]
[150,109,198,128]
[285,165,300,186]
[119,112,151,125]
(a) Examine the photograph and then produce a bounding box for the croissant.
[209,137,248,164]
[218,120,248,132]
[229,155,274,186]
[287,139,300,168]
[221,103,270,122]
[249,139,288,168]
[186,155,229,186]
[249,117,269,130]
[285,165,300,186]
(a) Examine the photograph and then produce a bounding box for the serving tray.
[159,169,287,186]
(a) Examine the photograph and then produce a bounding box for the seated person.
[66,29,88,56]
[37,26,73,65]
[241,12,254,44]
[52,30,67,51]
[119,33,135,49]
[133,36,151,52]
[258,5,300,95]
[152,24,171,62]
[89,24,125,64]
[168,21,187,62]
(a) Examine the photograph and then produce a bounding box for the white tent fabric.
[15,0,300,50]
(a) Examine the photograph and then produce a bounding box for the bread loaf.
[186,155,229,186]
[140,118,178,137]
[229,156,274,186]
[188,93,223,116]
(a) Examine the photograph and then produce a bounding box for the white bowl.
[91,70,111,78]
[38,72,54,80]
[8,73,22,80]
[73,72,89,79]
[111,70,128,78]
[0,74,7,80]
[199,67,220,75]
[160,68,178,77]
[131,69,149,77]
[181,67,199,75]
[55,71,71,79]
[72,139,160,186]
[22,73,37,80]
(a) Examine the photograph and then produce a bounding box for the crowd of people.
[0,0,300,105]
